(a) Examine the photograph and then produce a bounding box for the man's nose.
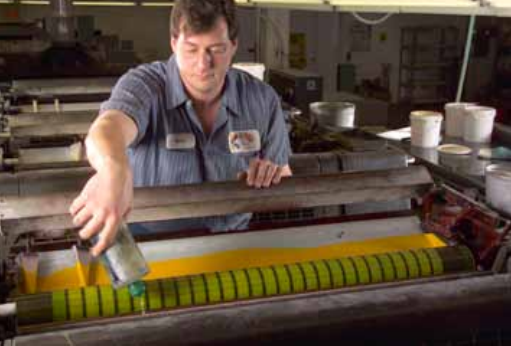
[197,50,213,70]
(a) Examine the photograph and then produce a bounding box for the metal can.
[99,221,149,289]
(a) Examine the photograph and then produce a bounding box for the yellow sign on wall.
[289,32,307,69]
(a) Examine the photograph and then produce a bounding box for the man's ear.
[170,36,177,53]
[231,39,238,55]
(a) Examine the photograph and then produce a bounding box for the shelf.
[401,98,449,104]
[399,26,459,104]
[401,44,458,50]
[401,63,450,69]
[401,80,448,87]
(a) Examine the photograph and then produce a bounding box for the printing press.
[0,144,511,345]
[1,76,511,344]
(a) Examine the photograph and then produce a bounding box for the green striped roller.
[13,246,474,326]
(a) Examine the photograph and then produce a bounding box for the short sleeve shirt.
[100,55,291,232]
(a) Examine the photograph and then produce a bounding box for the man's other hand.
[238,158,292,188]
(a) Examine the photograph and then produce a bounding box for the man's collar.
[166,55,241,117]
[166,55,188,110]
[221,69,241,117]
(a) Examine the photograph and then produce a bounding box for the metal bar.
[10,122,91,137]
[456,15,476,102]
[0,166,432,234]
[11,77,116,96]
[0,167,92,196]
[16,102,101,114]
[1,166,431,219]
[7,111,97,128]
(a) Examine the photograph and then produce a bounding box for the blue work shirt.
[100,55,291,233]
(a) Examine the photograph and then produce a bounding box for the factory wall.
[13,5,256,63]
[290,11,475,102]
[5,6,495,104]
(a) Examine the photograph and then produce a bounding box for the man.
[69,0,292,256]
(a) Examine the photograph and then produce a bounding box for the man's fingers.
[246,158,286,188]
[90,217,118,257]
[247,158,259,186]
[123,205,133,218]
[254,160,270,188]
[72,207,93,227]
[78,214,104,240]
[262,164,278,188]
[69,192,87,216]
[272,166,284,185]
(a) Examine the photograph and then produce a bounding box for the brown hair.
[170,0,239,42]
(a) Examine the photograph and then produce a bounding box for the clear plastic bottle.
[96,221,149,297]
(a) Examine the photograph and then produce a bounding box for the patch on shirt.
[166,133,196,150]
[228,130,261,154]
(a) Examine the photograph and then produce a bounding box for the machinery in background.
[0,0,139,80]
[0,77,114,173]
[268,68,323,116]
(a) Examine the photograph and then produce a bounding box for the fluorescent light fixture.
[486,0,511,16]
[251,0,324,3]
[140,1,174,5]
[73,1,136,5]
[488,0,511,6]
[329,0,480,14]
[20,0,49,4]
[0,0,14,3]
[329,0,478,7]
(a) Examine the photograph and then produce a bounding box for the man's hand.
[69,162,133,257]
[239,158,292,188]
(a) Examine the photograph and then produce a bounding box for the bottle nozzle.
[128,280,146,298]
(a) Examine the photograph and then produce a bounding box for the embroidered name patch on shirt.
[166,133,196,150]
[228,130,261,154]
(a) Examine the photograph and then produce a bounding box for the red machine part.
[422,188,508,269]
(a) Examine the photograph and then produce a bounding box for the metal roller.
[14,246,475,326]
[0,166,433,236]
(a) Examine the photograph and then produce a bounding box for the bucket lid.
[486,164,511,180]
[464,106,496,118]
[410,110,443,121]
[444,102,476,110]
[310,101,355,113]
[438,144,472,155]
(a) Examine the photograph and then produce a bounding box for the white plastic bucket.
[444,102,476,138]
[232,62,266,81]
[309,102,356,129]
[463,106,496,143]
[486,163,511,215]
[410,146,439,164]
[410,110,443,148]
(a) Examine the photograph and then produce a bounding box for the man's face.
[171,18,237,98]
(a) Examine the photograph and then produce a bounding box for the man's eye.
[185,48,198,53]
[210,46,227,54]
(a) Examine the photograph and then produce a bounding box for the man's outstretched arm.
[69,110,138,256]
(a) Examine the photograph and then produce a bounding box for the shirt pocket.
[158,149,201,185]
[208,150,258,181]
